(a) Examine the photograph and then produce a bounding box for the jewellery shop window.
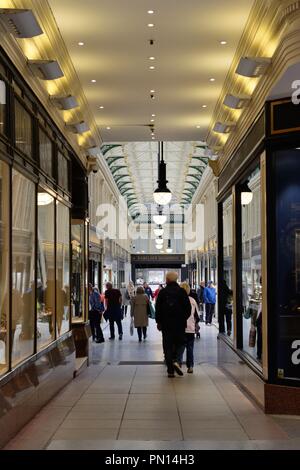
[0,78,6,136]
[56,201,70,337]
[71,223,85,323]
[14,99,32,158]
[37,188,55,351]
[39,128,53,178]
[222,194,234,340]
[240,165,262,364]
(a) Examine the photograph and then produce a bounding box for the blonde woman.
[177,282,200,373]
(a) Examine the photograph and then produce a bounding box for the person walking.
[204,280,216,325]
[127,280,135,300]
[130,286,149,342]
[153,284,163,302]
[177,282,200,373]
[143,282,154,300]
[89,284,105,343]
[104,282,123,340]
[120,282,130,317]
[219,280,233,336]
[155,271,191,378]
[197,281,205,322]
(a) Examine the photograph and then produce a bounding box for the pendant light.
[166,239,173,253]
[154,225,164,237]
[241,180,253,206]
[153,141,172,205]
[153,208,167,225]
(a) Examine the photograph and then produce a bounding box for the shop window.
[240,166,262,363]
[56,202,70,336]
[11,170,35,367]
[57,151,69,191]
[37,188,55,350]
[15,99,32,158]
[221,194,234,339]
[0,80,6,136]
[39,128,53,177]
[0,161,9,375]
[71,223,85,322]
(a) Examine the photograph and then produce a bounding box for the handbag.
[130,317,134,336]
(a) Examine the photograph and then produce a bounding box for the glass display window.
[0,161,10,375]
[240,166,262,363]
[56,202,70,336]
[221,194,234,340]
[0,80,6,136]
[11,170,35,367]
[14,99,32,158]
[37,188,55,350]
[57,151,69,191]
[71,223,85,322]
[39,128,53,177]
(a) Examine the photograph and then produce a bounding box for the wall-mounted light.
[0,8,43,38]
[153,141,172,205]
[51,95,79,110]
[28,60,64,80]
[235,57,271,78]
[86,146,100,156]
[213,122,235,134]
[67,120,89,134]
[38,192,53,206]
[223,93,251,110]
[240,181,253,206]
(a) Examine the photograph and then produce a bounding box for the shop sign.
[278,337,300,380]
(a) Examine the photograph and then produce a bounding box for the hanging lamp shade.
[153,212,167,225]
[154,225,164,237]
[241,181,253,206]
[153,142,172,205]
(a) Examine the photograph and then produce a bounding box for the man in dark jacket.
[104,282,123,340]
[155,272,191,377]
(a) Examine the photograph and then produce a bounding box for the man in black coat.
[155,272,191,377]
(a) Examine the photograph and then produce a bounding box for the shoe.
[138,338,142,342]
[119,334,123,340]
[173,362,184,376]
[187,367,193,374]
[227,330,231,336]
[109,337,115,340]
[95,339,104,343]
[196,333,200,338]
[168,373,175,378]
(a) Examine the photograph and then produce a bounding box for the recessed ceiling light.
[148,23,154,27]
[91,79,96,83]
[149,56,155,60]
[152,137,155,140]
[78,41,84,46]
[150,89,155,93]
[149,65,155,70]
[151,119,154,122]
[99,106,104,109]
[202,105,207,108]
[196,125,201,129]
[152,114,156,117]
[106,126,111,130]
[220,40,227,45]
[209,78,215,82]
[148,10,154,14]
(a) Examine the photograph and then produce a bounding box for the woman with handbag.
[89,285,105,343]
[130,286,149,342]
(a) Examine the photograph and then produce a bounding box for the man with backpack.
[155,272,191,377]
[89,284,105,343]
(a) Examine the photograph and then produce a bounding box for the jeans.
[89,310,104,341]
[137,326,147,341]
[178,333,195,368]
[109,318,123,338]
[121,305,128,317]
[205,303,215,324]
[162,330,185,374]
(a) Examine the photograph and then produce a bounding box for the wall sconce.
[51,95,79,110]
[223,94,251,109]
[235,57,271,78]
[213,122,235,134]
[28,60,64,80]
[0,8,43,38]
[67,121,90,134]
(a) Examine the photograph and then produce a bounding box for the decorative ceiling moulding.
[206,0,300,177]
[28,59,64,80]
[0,8,43,38]
[51,94,79,110]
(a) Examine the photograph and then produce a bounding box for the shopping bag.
[149,301,156,319]
[130,317,134,336]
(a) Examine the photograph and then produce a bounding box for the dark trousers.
[89,310,104,341]
[137,326,147,340]
[256,316,262,360]
[178,333,195,368]
[162,331,184,374]
[121,305,128,317]
[205,303,215,324]
[225,306,232,333]
[109,318,123,338]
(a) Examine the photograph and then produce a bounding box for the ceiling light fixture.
[235,57,271,77]
[154,225,164,237]
[153,209,167,225]
[213,121,235,134]
[148,10,154,14]
[78,41,84,46]
[196,125,200,129]
[28,60,64,80]
[220,40,227,45]
[152,114,156,117]
[153,141,172,205]
[91,79,97,83]
[38,192,53,206]
[0,8,43,38]
[209,78,215,82]
[149,56,155,60]
[150,89,155,93]
[166,239,173,253]
[151,119,154,122]
[67,121,90,134]
[99,105,104,109]
[223,93,251,109]
[106,126,111,130]
[202,105,207,108]
[149,65,155,70]
[148,23,154,27]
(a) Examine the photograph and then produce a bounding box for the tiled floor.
[4,316,300,450]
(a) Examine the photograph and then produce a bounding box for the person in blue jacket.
[203,281,216,325]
